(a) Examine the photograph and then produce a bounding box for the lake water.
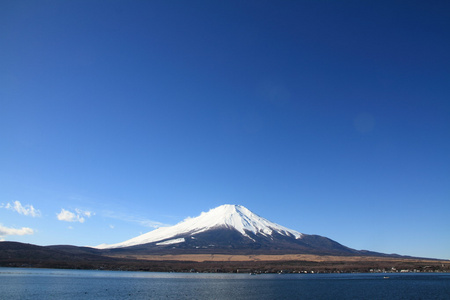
[1,268,449,299]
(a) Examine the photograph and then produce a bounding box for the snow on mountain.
[96,204,303,249]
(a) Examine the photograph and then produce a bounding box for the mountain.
[96,204,364,256]
[3,205,448,273]
[0,241,117,269]
[97,204,301,249]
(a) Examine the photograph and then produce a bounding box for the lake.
[1,268,449,299]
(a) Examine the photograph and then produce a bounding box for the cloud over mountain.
[0,224,34,240]
[1,201,41,217]
[57,208,94,223]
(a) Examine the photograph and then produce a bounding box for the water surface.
[1,268,449,299]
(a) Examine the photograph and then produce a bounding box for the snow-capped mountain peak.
[96,204,303,249]
[204,204,302,238]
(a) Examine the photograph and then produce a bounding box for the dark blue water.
[1,268,449,299]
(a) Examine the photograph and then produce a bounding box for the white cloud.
[0,224,35,237]
[57,208,79,222]
[138,219,168,228]
[76,208,94,218]
[2,201,41,217]
[102,210,169,228]
[57,208,94,223]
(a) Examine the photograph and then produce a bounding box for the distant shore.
[3,255,449,274]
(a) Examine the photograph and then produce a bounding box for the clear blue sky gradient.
[1,1,449,259]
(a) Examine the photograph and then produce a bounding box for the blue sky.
[1,1,449,259]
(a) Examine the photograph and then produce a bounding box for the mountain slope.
[0,241,117,267]
[96,204,359,256]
